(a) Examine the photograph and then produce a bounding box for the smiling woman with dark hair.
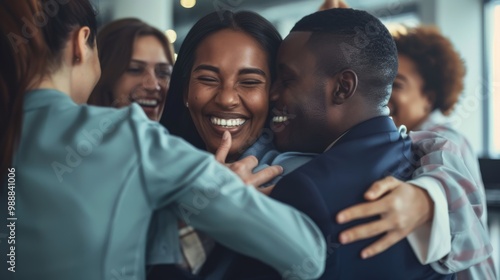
[148,11,294,279]
[161,10,282,161]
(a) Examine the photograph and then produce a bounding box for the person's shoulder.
[81,102,143,122]
[419,113,472,146]
[81,103,163,132]
[270,151,317,176]
[409,125,476,161]
[273,167,317,201]
[68,103,172,156]
[275,162,320,191]
[426,124,473,150]
[427,124,461,138]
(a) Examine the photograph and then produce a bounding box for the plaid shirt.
[409,112,497,280]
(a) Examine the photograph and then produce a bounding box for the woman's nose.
[143,71,161,91]
[215,85,240,108]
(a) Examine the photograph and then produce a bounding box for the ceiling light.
[180,0,196,9]
[165,29,177,43]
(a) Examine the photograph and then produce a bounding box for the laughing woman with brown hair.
[87,18,175,121]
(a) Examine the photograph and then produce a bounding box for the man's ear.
[331,69,358,105]
[72,26,91,66]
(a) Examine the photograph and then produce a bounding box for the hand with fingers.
[319,0,349,11]
[335,176,434,259]
[215,131,282,194]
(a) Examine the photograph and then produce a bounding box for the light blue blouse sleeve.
[128,106,327,279]
[254,150,317,186]
[171,165,326,279]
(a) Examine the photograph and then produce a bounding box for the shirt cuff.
[406,177,451,264]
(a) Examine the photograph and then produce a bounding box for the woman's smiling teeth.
[134,98,159,107]
[272,116,288,123]
[210,116,246,127]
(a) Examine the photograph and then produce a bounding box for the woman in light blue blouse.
[0,1,327,280]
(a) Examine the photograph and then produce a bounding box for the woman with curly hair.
[390,26,466,131]
[390,26,496,279]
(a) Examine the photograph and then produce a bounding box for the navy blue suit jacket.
[200,117,454,280]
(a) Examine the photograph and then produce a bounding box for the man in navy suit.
[200,9,454,280]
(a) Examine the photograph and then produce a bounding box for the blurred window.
[486,1,500,157]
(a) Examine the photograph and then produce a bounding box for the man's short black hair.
[291,8,398,106]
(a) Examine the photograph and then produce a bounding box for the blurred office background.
[91,0,500,275]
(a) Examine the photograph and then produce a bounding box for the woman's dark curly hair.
[392,26,466,115]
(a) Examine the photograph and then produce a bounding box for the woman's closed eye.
[392,81,405,90]
[156,69,172,79]
[196,76,219,83]
[126,67,144,75]
[240,79,264,87]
